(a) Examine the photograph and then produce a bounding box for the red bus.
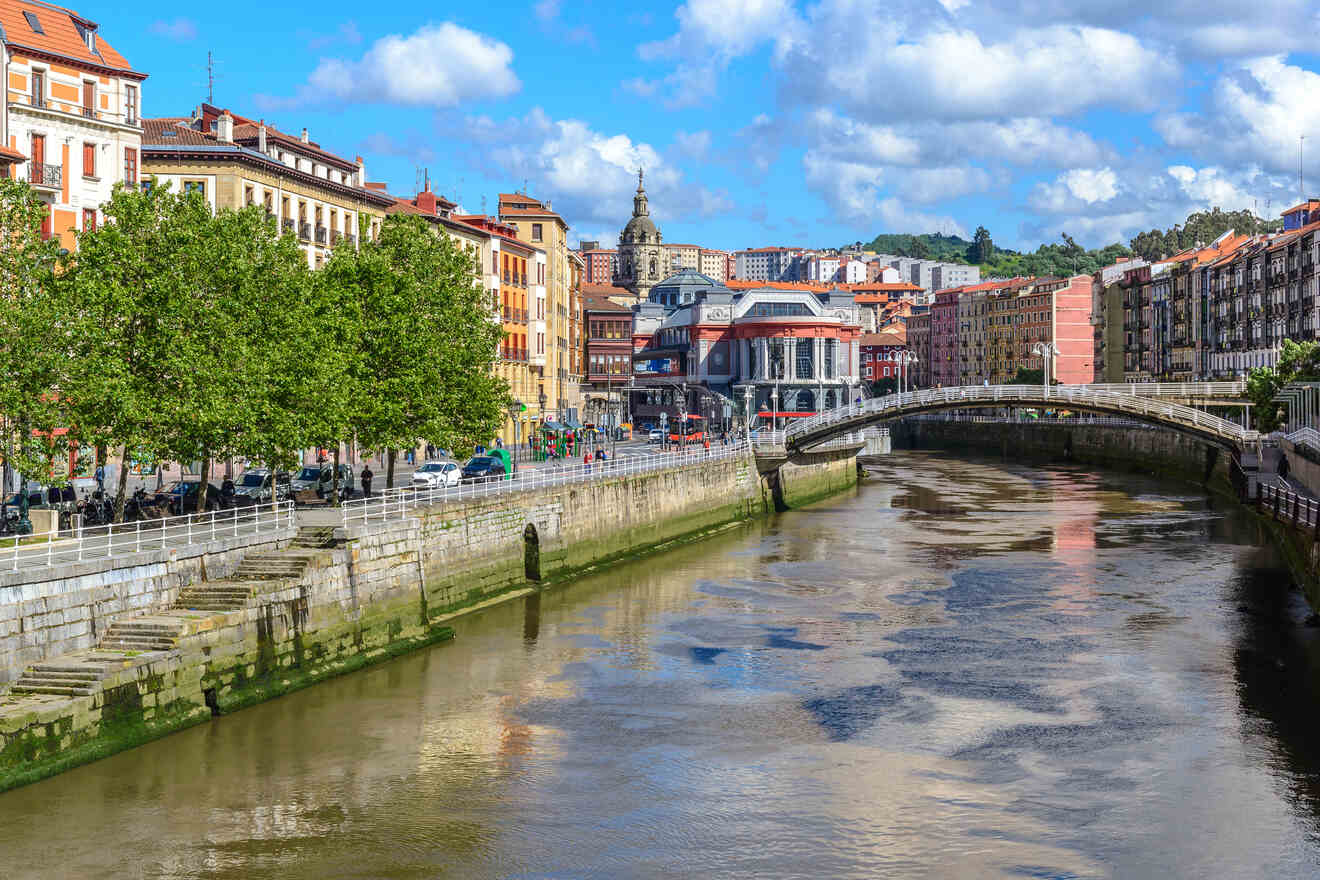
[668,414,707,445]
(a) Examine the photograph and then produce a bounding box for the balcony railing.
[315,226,327,245]
[28,161,61,189]
[332,230,344,245]
[282,218,295,234]
[299,222,312,241]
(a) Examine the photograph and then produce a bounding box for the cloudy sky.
[112,1,1320,250]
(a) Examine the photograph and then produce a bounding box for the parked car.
[290,463,355,499]
[161,480,223,514]
[461,455,506,482]
[232,468,292,504]
[412,460,461,489]
[648,428,664,443]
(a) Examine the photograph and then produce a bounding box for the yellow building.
[498,192,584,420]
[141,103,393,266]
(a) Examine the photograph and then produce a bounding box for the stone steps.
[10,658,118,697]
[98,618,184,653]
[290,526,338,549]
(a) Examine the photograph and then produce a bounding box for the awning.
[563,419,584,430]
[541,420,568,432]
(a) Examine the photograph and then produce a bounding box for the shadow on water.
[1231,556,1320,838]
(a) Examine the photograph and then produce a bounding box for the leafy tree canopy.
[1246,339,1320,432]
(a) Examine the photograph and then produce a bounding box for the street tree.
[331,214,507,488]
[1246,339,1320,432]
[0,179,70,502]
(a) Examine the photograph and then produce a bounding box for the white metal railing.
[1286,427,1320,453]
[0,501,295,571]
[784,385,1261,451]
[915,413,1146,427]
[1076,381,1246,397]
[342,442,750,526]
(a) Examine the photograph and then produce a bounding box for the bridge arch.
[784,385,1259,454]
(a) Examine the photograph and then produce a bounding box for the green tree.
[1003,366,1045,385]
[870,376,898,396]
[0,179,70,501]
[333,214,508,488]
[967,226,994,264]
[60,183,205,519]
[1246,339,1320,432]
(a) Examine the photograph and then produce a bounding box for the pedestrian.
[584,450,593,474]
[496,437,504,449]
[426,443,436,460]
[1279,454,1291,481]
[361,465,373,497]
[703,437,711,451]
[94,462,105,493]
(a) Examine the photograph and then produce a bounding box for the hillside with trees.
[855,207,1285,280]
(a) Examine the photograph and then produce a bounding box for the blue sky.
[98,1,1320,252]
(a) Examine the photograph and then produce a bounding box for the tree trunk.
[113,445,131,523]
[387,449,396,489]
[195,456,210,514]
[330,446,341,506]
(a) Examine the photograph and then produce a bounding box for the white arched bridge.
[782,383,1260,454]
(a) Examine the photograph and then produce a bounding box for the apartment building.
[498,191,583,419]
[699,248,728,281]
[2,0,146,248]
[931,263,980,291]
[906,311,931,388]
[666,242,700,272]
[581,247,616,284]
[734,247,802,282]
[142,104,393,268]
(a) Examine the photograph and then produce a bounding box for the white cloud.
[781,22,1175,121]
[893,166,995,203]
[534,0,561,22]
[149,18,197,42]
[1157,56,1320,175]
[460,109,730,226]
[674,130,712,160]
[1062,167,1119,203]
[620,77,661,98]
[802,152,968,233]
[260,23,519,109]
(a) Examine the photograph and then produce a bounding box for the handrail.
[783,384,1259,452]
[342,443,750,526]
[0,501,295,571]
[1259,483,1319,530]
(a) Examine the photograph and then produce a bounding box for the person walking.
[584,450,593,474]
[361,465,373,497]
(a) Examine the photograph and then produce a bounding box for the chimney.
[258,119,267,153]
[417,188,437,216]
[355,155,365,188]
[300,127,309,144]
[216,111,234,143]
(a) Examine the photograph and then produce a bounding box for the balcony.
[315,226,327,245]
[281,218,295,235]
[332,230,344,245]
[299,222,312,241]
[81,106,96,119]
[28,161,60,190]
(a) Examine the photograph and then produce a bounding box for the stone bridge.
[778,384,1260,455]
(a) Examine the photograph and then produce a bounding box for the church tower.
[614,169,665,299]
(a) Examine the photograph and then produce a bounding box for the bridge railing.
[1076,381,1245,397]
[784,385,1259,450]
[342,441,750,526]
[1259,482,1320,530]
[1286,427,1320,453]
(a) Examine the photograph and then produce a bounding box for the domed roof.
[648,268,728,307]
[623,213,658,241]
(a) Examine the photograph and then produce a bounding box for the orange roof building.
[2,0,148,248]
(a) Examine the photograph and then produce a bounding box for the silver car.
[290,463,355,498]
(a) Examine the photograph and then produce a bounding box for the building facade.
[498,190,583,420]
[906,311,931,388]
[860,328,908,386]
[734,247,802,282]
[629,269,863,426]
[2,0,145,249]
[142,104,393,268]
[581,247,616,284]
[699,248,728,281]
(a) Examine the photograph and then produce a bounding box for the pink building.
[931,288,961,387]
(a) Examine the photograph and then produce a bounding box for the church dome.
[623,213,658,243]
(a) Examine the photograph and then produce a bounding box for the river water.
[3,452,1320,879]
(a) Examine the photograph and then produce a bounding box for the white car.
[411,461,460,488]
[648,428,664,443]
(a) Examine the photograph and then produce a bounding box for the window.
[82,142,95,177]
[123,147,137,184]
[531,223,543,242]
[82,81,94,118]
[82,208,96,232]
[23,11,43,34]
[124,84,138,125]
[184,180,206,197]
[31,69,45,108]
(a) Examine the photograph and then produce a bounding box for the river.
[3,451,1319,879]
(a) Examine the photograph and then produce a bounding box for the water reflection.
[1,451,1317,878]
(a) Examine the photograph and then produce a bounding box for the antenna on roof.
[522,178,528,195]
[207,51,214,104]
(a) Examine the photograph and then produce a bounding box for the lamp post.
[771,385,780,433]
[1030,342,1060,396]
[742,384,753,445]
[898,351,919,396]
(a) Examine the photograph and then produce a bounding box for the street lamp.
[898,351,919,396]
[770,385,780,433]
[1030,342,1060,395]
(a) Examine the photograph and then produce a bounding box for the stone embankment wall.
[0,453,856,791]
[0,527,296,688]
[892,419,1232,493]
